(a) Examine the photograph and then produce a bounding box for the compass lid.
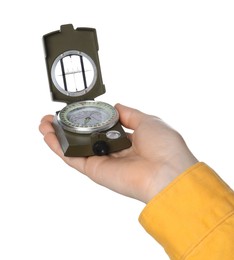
[43,24,106,103]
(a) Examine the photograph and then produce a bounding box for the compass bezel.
[57,100,119,134]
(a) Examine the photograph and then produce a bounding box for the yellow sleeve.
[139,162,234,259]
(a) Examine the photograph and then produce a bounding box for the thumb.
[115,103,147,130]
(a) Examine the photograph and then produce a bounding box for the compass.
[58,101,119,134]
[43,24,131,156]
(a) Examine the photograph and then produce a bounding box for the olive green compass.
[43,24,131,156]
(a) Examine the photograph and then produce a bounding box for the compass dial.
[57,101,119,134]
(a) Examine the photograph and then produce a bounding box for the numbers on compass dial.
[57,101,119,134]
[67,107,109,127]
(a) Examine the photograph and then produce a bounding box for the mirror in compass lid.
[51,50,97,97]
[43,24,106,103]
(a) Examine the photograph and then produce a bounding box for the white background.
[0,1,234,259]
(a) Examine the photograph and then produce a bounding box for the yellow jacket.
[139,162,234,259]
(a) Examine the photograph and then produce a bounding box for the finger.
[39,115,54,134]
[40,114,54,123]
[115,103,148,130]
[39,115,63,157]
[43,131,64,158]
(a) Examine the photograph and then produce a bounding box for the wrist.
[145,155,198,203]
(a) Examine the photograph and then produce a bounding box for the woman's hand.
[39,103,198,203]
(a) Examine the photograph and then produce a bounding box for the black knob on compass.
[92,141,109,156]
